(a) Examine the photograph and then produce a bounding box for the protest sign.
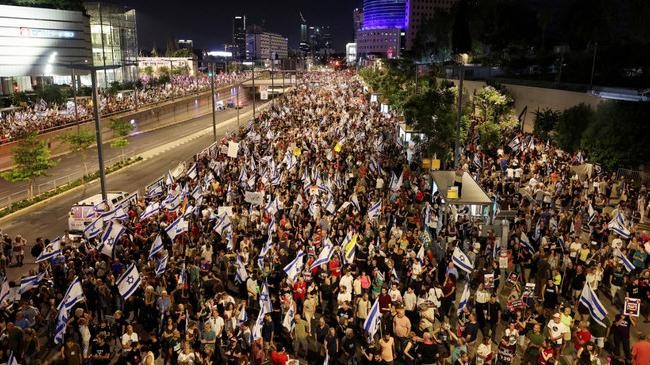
[244,191,265,206]
[624,297,640,317]
[227,141,239,158]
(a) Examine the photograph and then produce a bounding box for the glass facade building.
[362,0,407,30]
[84,2,138,87]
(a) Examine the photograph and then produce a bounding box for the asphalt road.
[1,98,269,280]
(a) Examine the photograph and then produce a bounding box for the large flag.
[283,250,306,282]
[0,279,10,307]
[155,254,168,276]
[452,247,474,274]
[148,235,164,259]
[98,221,125,257]
[54,307,69,344]
[342,233,358,265]
[145,184,164,199]
[390,172,403,191]
[186,163,198,180]
[367,200,381,220]
[310,240,334,270]
[259,282,272,314]
[258,236,272,270]
[57,277,85,311]
[19,272,45,294]
[235,256,249,283]
[140,202,161,220]
[165,216,188,240]
[282,304,296,332]
[116,263,141,300]
[83,216,104,239]
[613,249,635,272]
[324,194,336,214]
[213,213,232,236]
[251,307,266,341]
[608,214,631,239]
[7,352,17,365]
[100,206,128,221]
[457,284,471,316]
[519,232,536,253]
[579,282,607,327]
[588,204,596,224]
[35,238,62,263]
[363,298,381,340]
[163,192,183,211]
[508,136,521,151]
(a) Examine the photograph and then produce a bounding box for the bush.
[533,108,560,141]
[36,84,66,105]
[553,103,594,153]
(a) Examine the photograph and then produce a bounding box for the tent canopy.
[431,171,492,205]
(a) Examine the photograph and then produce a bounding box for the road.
[0,98,269,281]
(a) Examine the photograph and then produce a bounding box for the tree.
[143,66,154,77]
[580,101,650,170]
[533,108,560,141]
[1,131,57,198]
[60,130,96,176]
[472,86,514,125]
[553,103,594,153]
[109,119,134,162]
[157,66,170,78]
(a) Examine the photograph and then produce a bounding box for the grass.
[0,156,143,219]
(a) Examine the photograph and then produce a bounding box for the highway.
[1,98,269,280]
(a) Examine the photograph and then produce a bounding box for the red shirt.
[270,351,289,365]
[329,258,341,277]
[293,281,307,301]
[378,293,392,313]
[574,329,591,350]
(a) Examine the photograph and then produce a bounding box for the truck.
[68,191,134,236]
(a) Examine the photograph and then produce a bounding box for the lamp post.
[209,63,217,142]
[55,63,121,202]
[455,54,468,169]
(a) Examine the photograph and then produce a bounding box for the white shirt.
[388,288,402,303]
[337,291,351,306]
[121,332,139,350]
[339,274,354,292]
[546,320,569,344]
[403,292,417,311]
[569,242,582,258]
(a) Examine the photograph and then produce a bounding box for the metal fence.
[617,168,650,187]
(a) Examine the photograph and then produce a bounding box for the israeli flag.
[213,213,232,236]
[608,215,631,239]
[7,351,17,365]
[259,282,272,314]
[350,194,360,212]
[35,238,62,263]
[251,307,265,341]
[452,247,474,274]
[519,232,536,253]
[100,206,128,221]
[98,221,125,258]
[165,216,188,240]
[310,241,334,270]
[145,184,164,199]
[390,172,403,191]
[508,136,521,151]
[0,280,10,307]
[163,192,183,211]
[363,298,381,340]
[84,216,104,239]
[266,195,280,215]
[282,304,296,332]
[367,200,381,220]
[155,254,168,276]
[268,215,277,233]
[588,204,596,223]
[191,185,203,201]
[258,236,272,270]
[417,244,425,263]
[472,154,482,169]
[613,249,635,272]
[140,202,161,220]
[237,306,248,324]
[186,163,198,180]
[283,250,306,282]
[19,272,45,294]
[324,194,336,214]
[579,282,607,327]
[165,170,175,186]
[235,256,249,283]
[457,284,471,316]
[308,199,319,217]
[148,235,164,259]
[54,308,69,344]
[57,276,85,311]
[116,263,142,300]
[424,203,433,227]
[239,167,248,185]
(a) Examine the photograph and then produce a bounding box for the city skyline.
[104,0,361,52]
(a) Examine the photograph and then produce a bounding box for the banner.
[484,274,494,289]
[227,141,239,158]
[244,192,265,206]
[624,297,640,317]
[218,206,233,216]
[260,85,268,100]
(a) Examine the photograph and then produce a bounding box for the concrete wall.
[448,79,603,132]
[0,86,239,171]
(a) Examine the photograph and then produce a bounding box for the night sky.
[106,0,362,52]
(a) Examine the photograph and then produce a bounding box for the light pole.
[209,63,217,142]
[55,63,121,202]
[251,61,256,119]
[455,54,467,169]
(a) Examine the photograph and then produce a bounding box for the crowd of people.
[0,71,649,365]
[0,72,247,144]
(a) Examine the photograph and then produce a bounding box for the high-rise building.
[233,15,247,60]
[357,0,406,58]
[405,0,458,50]
[85,2,139,87]
[299,13,310,53]
[353,8,364,41]
[246,27,288,60]
[309,26,333,57]
[177,39,193,50]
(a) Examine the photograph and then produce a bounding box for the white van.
[68,191,132,235]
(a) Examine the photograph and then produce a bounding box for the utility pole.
[210,63,217,142]
[455,63,464,169]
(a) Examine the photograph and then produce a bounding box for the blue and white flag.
[258,236,272,270]
[186,163,198,180]
[57,276,85,311]
[588,204,596,223]
[35,238,62,263]
[367,200,381,220]
[213,213,232,236]
[7,351,17,365]
[266,195,280,215]
[282,304,296,332]
[268,215,277,233]
[239,167,248,185]
[308,199,319,217]
[98,221,125,257]
[163,192,183,211]
[165,170,175,186]
[237,305,248,324]
[283,250,306,282]
[363,298,381,340]
[579,282,607,327]
[613,249,635,272]
[457,284,471,316]
[140,202,160,220]
[324,194,336,214]
[100,206,128,221]
[235,256,249,283]
[165,216,188,240]
[259,282,272,314]
[310,241,334,270]
[251,307,265,341]
[0,280,10,307]
[390,172,403,191]
[417,244,425,263]
[19,272,45,294]
[54,307,69,344]
[145,184,164,199]
[508,136,521,151]
[452,247,474,274]
[155,254,168,276]
[608,215,631,239]
[519,232,536,253]
[472,154,482,169]
[148,235,164,259]
[84,216,104,239]
[191,185,203,201]
[116,263,141,300]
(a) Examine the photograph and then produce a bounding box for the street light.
[454,53,468,169]
[54,63,121,202]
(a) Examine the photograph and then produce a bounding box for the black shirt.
[90,342,111,365]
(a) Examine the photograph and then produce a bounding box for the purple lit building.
[357,0,406,58]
